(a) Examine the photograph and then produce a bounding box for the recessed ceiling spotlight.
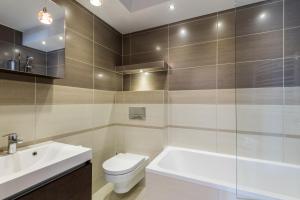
[156,46,161,51]
[98,73,103,78]
[144,72,149,76]
[42,41,46,45]
[90,0,103,7]
[169,4,175,11]
[139,69,144,73]
[59,36,64,40]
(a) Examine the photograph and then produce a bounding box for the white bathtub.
[146,146,300,200]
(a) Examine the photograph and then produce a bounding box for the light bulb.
[169,4,175,10]
[90,0,103,7]
[38,7,53,25]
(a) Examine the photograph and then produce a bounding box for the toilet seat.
[103,153,147,175]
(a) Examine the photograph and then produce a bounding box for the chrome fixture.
[24,56,34,72]
[2,133,23,154]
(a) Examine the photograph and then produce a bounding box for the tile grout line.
[282,0,286,163]
[216,12,219,152]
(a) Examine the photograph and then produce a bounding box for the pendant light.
[38,0,53,25]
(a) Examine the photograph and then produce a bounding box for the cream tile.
[283,137,300,165]
[115,91,164,104]
[168,127,217,152]
[217,104,236,131]
[0,105,35,148]
[114,126,164,159]
[237,133,284,162]
[285,87,300,105]
[217,131,236,155]
[92,104,114,127]
[94,90,116,104]
[35,104,93,139]
[168,104,217,129]
[236,105,283,134]
[236,87,283,105]
[36,84,93,105]
[283,105,300,136]
[168,89,217,104]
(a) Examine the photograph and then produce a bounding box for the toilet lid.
[103,153,148,175]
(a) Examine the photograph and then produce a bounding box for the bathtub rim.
[146,146,300,200]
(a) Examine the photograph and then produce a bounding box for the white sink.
[0,141,92,199]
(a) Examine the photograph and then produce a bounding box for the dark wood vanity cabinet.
[10,162,92,200]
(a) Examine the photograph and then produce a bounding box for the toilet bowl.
[102,153,149,194]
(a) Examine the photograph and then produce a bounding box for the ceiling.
[76,0,265,34]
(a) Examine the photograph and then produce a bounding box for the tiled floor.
[93,181,146,200]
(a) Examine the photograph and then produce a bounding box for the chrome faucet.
[2,133,23,154]
[24,56,34,72]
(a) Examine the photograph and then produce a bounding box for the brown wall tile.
[94,43,121,71]
[285,27,300,58]
[217,64,235,89]
[94,17,122,54]
[236,1,283,36]
[94,67,122,91]
[236,59,283,88]
[122,35,131,55]
[169,15,217,48]
[128,71,167,91]
[38,58,93,89]
[236,31,283,62]
[36,84,93,105]
[124,49,168,65]
[169,66,216,90]
[123,74,130,91]
[0,76,35,105]
[53,0,93,39]
[284,57,300,87]
[169,42,217,69]
[218,11,235,39]
[218,38,235,64]
[285,0,300,28]
[65,29,93,65]
[130,27,168,54]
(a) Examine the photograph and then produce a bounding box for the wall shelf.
[116,61,168,74]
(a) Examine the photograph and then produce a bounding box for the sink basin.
[0,141,92,199]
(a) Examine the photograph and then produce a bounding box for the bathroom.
[0,0,299,199]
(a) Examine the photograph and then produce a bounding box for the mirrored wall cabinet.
[0,0,65,78]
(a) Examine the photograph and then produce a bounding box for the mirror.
[0,0,65,78]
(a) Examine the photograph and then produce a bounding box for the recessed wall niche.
[0,0,65,78]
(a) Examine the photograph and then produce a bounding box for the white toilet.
[102,153,149,194]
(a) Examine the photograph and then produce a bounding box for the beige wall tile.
[35,104,94,139]
[168,127,217,152]
[114,126,164,159]
[168,90,217,104]
[168,104,217,129]
[36,84,93,105]
[237,105,283,134]
[0,105,35,148]
[283,137,300,165]
[217,131,236,155]
[237,134,284,162]
[0,79,35,105]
